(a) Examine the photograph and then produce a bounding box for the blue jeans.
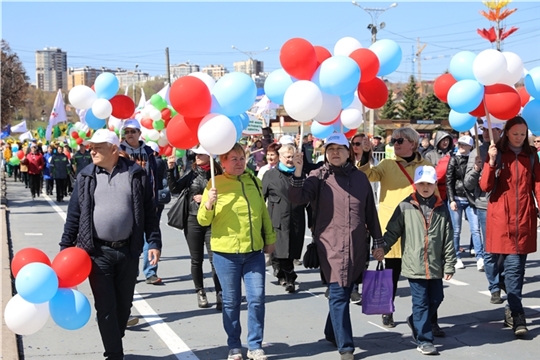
[142,205,164,279]
[409,279,444,345]
[477,209,503,293]
[213,251,266,351]
[324,283,355,354]
[449,199,483,259]
[502,254,527,316]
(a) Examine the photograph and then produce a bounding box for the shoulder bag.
[166,172,194,230]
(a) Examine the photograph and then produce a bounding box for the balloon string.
[210,156,216,188]
[362,104,368,135]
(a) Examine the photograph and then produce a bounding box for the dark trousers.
[21,172,29,187]
[29,174,41,196]
[272,257,297,283]
[183,215,221,293]
[409,279,444,344]
[502,254,528,316]
[55,178,66,200]
[88,245,138,360]
[45,178,54,195]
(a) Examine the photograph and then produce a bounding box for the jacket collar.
[80,156,142,178]
[410,192,443,209]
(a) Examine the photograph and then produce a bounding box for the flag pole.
[210,155,216,188]
[298,121,304,153]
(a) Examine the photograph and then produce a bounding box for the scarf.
[278,162,295,173]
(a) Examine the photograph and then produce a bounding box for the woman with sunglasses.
[358,127,444,334]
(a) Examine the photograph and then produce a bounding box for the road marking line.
[44,194,67,221]
[24,233,43,236]
[478,290,491,297]
[133,292,198,360]
[444,278,469,286]
[367,321,390,332]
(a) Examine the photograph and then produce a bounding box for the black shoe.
[513,313,528,336]
[504,306,513,328]
[350,290,361,304]
[285,281,295,293]
[216,292,223,311]
[407,315,418,343]
[431,323,445,337]
[490,290,504,304]
[382,314,395,328]
[278,278,286,286]
[197,290,209,308]
[145,275,162,284]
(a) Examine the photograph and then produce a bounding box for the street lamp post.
[133,64,139,103]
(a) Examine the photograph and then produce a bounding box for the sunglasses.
[123,129,139,135]
[534,140,540,143]
[391,138,405,145]
[351,142,362,146]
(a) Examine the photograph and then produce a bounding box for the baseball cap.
[279,135,295,145]
[324,133,349,148]
[373,135,382,140]
[458,135,474,147]
[482,119,504,130]
[414,165,437,184]
[85,129,120,146]
[123,119,141,130]
[191,145,216,158]
[148,142,160,153]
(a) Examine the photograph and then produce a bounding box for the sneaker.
[247,348,267,360]
[431,323,445,337]
[417,342,438,355]
[216,291,223,311]
[350,290,362,304]
[504,306,513,328]
[470,248,476,257]
[228,348,243,360]
[197,290,209,308]
[285,281,296,293]
[477,258,485,272]
[145,275,163,284]
[293,259,303,266]
[455,259,465,269]
[407,315,418,343]
[382,314,395,328]
[126,316,139,327]
[513,313,528,336]
[490,290,504,304]
[340,351,354,360]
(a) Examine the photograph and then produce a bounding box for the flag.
[76,108,88,125]
[156,84,171,105]
[0,124,10,139]
[19,131,33,142]
[254,95,279,115]
[45,89,68,141]
[11,120,28,133]
[137,88,146,110]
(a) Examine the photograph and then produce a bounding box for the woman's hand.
[473,156,483,172]
[193,194,202,203]
[167,156,176,169]
[372,248,385,261]
[450,201,457,211]
[264,243,275,254]
[205,188,217,210]
[488,144,497,166]
[292,152,303,177]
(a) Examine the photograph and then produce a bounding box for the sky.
[2,0,539,85]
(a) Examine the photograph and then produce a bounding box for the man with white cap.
[60,129,162,360]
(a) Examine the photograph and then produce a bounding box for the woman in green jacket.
[198,143,276,360]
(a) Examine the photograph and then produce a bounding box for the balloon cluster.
[68,73,136,130]
[434,49,537,132]
[167,72,255,154]
[68,122,93,149]
[522,67,540,134]
[264,36,402,139]
[4,247,93,335]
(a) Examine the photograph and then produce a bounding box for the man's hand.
[167,156,176,169]
[450,201,458,211]
[148,249,161,266]
[473,156,483,172]
[264,243,275,254]
[372,248,385,261]
[444,273,453,281]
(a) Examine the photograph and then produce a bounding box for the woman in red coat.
[480,116,540,337]
[23,144,45,199]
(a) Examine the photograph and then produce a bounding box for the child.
[381,165,456,355]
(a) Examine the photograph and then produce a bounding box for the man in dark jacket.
[60,129,161,360]
[72,143,93,176]
[424,131,454,201]
[50,145,71,202]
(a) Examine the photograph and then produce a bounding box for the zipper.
[239,176,255,252]
[514,154,520,253]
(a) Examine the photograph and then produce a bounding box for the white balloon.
[142,105,154,117]
[334,37,363,57]
[92,98,113,119]
[198,113,237,155]
[157,129,169,147]
[340,107,364,129]
[501,52,524,85]
[283,81,323,122]
[147,129,160,141]
[314,93,342,124]
[473,49,507,86]
[348,93,363,111]
[108,116,123,131]
[149,108,162,121]
[188,72,216,91]
[4,294,50,335]
[134,112,143,121]
[69,85,98,110]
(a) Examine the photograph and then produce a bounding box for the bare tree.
[1,40,29,127]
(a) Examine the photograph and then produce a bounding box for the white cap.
[148,142,160,153]
[123,119,141,130]
[84,129,120,146]
[482,119,504,130]
[191,145,216,158]
[279,135,295,145]
[458,135,474,147]
[414,165,437,184]
[324,133,349,148]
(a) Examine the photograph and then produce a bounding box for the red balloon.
[86,130,92,138]
[358,77,388,109]
[485,84,521,120]
[52,247,92,288]
[170,76,211,118]
[166,114,202,149]
[469,100,486,117]
[161,108,172,121]
[349,48,380,84]
[75,137,84,145]
[71,131,79,139]
[517,87,530,108]
[16,150,25,160]
[11,248,51,278]
[109,95,136,119]
[279,38,318,80]
[344,128,357,138]
[141,118,154,129]
[314,45,332,67]
[160,144,173,157]
[433,74,457,103]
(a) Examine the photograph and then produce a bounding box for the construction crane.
[414,38,427,94]
[231,45,269,60]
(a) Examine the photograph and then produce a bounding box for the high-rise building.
[201,64,228,80]
[67,67,115,90]
[35,47,67,92]
[170,62,200,80]
[115,69,149,90]
[233,59,264,76]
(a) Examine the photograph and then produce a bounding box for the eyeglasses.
[351,142,362,146]
[123,129,138,135]
[534,140,540,143]
[391,138,406,145]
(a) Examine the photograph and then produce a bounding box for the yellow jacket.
[358,153,435,258]
[197,172,276,254]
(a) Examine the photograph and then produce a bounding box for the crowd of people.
[2,115,538,360]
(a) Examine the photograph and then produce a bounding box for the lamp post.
[231,46,269,76]
[133,64,139,103]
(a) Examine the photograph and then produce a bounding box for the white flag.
[11,120,28,133]
[137,88,146,110]
[157,84,171,105]
[76,108,88,125]
[45,89,68,141]
[19,131,33,142]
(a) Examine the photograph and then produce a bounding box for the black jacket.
[59,157,162,257]
[168,166,211,216]
[446,153,475,204]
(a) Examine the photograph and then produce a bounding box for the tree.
[380,89,398,119]
[419,92,450,120]
[397,76,422,121]
[1,40,29,127]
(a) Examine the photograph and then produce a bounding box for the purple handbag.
[361,261,395,315]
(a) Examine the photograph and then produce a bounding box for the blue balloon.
[340,91,355,109]
[524,67,540,99]
[11,145,19,152]
[264,69,294,105]
[94,73,119,100]
[15,263,58,304]
[311,121,335,139]
[369,39,402,77]
[448,110,477,132]
[211,72,257,117]
[238,112,250,130]
[85,109,107,130]
[449,51,477,81]
[229,115,244,141]
[523,99,540,135]
[49,288,91,330]
[447,79,484,113]
[312,56,360,96]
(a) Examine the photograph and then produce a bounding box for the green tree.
[420,92,450,120]
[380,89,398,119]
[1,40,29,127]
[397,76,422,121]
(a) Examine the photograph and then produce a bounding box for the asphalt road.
[3,177,540,359]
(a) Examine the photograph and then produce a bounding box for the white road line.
[133,292,199,360]
[478,290,491,297]
[44,194,67,221]
[24,233,43,236]
[367,321,390,332]
[443,278,469,286]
